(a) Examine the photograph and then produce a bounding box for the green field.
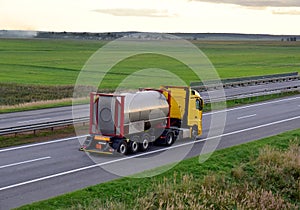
[1,39,300,107]
[17,129,300,209]
[0,39,104,85]
[196,41,300,78]
[1,39,299,85]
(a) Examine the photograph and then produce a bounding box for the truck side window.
[196,99,202,111]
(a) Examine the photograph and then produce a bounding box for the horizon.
[1,29,300,37]
[1,0,300,35]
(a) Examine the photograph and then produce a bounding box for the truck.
[80,86,204,155]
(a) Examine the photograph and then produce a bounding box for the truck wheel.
[191,125,198,140]
[118,141,128,155]
[165,132,174,146]
[129,141,139,153]
[139,134,150,151]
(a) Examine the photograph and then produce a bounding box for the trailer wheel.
[165,132,175,146]
[139,134,150,151]
[129,141,139,153]
[118,141,128,155]
[191,125,198,140]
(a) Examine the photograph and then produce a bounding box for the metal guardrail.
[0,117,89,136]
[191,72,299,91]
[202,85,300,103]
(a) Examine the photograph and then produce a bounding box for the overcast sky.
[1,0,300,34]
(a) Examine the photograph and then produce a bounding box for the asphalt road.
[200,80,300,101]
[0,95,299,209]
[0,105,88,129]
[0,80,298,130]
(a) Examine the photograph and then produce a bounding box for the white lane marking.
[1,96,299,153]
[17,118,52,124]
[0,157,51,169]
[0,135,88,153]
[0,115,299,192]
[237,114,257,120]
[204,95,300,115]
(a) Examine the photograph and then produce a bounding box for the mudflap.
[79,136,115,155]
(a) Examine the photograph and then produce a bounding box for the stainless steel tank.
[123,91,169,124]
[96,91,169,135]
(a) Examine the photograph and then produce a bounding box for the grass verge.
[0,82,93,110]
[0,99,74,114]
[0,97,91,114]
[0,126,77,148]
[16,129,300,210]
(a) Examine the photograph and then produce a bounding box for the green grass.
[0,98,75,114]
[195,41,300,78]
[0,83,94,107]
[0,39,105,85]
[0,83,75,105]
[17,129,300,210]
[0,39,299,86]
[0,126,76,148]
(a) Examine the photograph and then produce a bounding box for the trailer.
[80,86,203,155]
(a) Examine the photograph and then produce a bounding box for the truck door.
[196,98,203,129]
[188,97,202,128]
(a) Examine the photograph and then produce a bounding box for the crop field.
[0,39,104,85]
[1,38,300,106]
[1,39,300,85]
[195,41,300,78]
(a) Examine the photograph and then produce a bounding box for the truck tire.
[139,133,150,151]
[118,141,128,155]
[129,141,139,154]
[129,135,140,153]
[165,132,175,146]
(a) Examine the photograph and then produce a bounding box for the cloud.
[272,9,300,15]
[190,0,300,7]
[93,8,177,17]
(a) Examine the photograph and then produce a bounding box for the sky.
[1,0,300,35]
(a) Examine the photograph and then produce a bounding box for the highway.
[0,105,88,130]
[0,95,299,209]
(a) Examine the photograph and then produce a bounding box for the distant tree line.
[34,31,299,42]
[282,37,297,42]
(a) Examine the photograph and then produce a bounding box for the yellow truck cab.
[161,86,203,139]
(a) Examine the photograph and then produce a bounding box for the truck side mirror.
[196,99,203,111]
